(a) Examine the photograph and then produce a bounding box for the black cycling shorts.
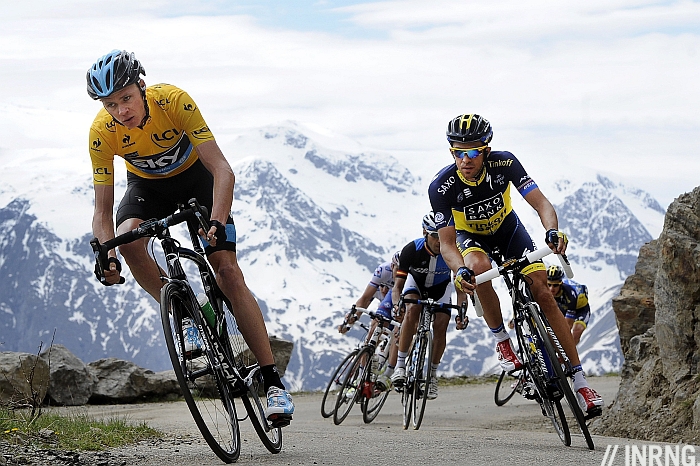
[455,212,545,275]
[116,159,237,255]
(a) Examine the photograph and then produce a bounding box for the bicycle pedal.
[268,413,292,428]
[584,407,602,420]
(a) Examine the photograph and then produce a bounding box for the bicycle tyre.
[240,372,282,453]
[494,369,523,407]
[401,336,417,430]
[333,347,372,425]
[361,380,390,424]
[516,305,570,447]
[412,329,432,430]
[161,283,240,463]
[321,349,358,418]
[527,303,594,450]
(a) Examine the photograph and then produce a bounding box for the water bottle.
[197,293,221,336]
[182,317,201,355]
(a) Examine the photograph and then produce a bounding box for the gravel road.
[4,376,654,466]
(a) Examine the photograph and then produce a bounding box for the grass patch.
[0,406,161,451]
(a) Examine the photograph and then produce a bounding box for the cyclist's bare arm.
[523,188,566,255]
[92,184,121,284]
[195,140,234,247]
[391,276,407,316]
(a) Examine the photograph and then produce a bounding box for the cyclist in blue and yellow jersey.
[428,114,603,417]
[547,265,591,345]
[389,212,467,401]
[86,50,293,425]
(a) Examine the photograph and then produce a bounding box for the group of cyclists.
[340,113,603,416]
[85,48,601,437]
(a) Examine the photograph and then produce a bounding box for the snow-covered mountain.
[0,122,665,389]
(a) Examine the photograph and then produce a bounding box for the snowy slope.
[0,122,664,389]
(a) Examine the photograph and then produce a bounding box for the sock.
[384,365,395,377]
[261,364,285,392]
[490,323,510,343]
[430,363,439,378]
[571,365,587,391]
[396,351,408,369]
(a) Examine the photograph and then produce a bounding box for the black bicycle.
[333,310,400,425]
[320,306,369,419]
[399,297,468,430]
[473,247,595,450]
[91,198,282,463]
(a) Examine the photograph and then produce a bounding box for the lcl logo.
[151,129,181,148]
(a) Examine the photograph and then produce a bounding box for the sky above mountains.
[2,0,698,209]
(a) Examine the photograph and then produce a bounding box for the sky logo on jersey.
[127,133,193,175]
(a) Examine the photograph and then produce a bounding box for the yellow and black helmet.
[546,265,564,283]
[446,114,493,145]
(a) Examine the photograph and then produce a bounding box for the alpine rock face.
[0,123,665,389]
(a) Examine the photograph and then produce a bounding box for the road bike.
[91,198,282,463]
[473,247,596,450]
[399,297,467,430]
[333,310,400,425]
[320,306,369,419]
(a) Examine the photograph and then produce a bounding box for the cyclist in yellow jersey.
[87,50,293,424]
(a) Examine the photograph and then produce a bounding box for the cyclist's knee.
[215,261,245,285]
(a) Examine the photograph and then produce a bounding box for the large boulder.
[0,352,49,407]
[236,335,294,377]
[593,187,700,444]
[39,344,96,406]
[88,358,180,403]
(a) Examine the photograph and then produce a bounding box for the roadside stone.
[87,358,179,404]
[39,345,96,406]
[0,352,49,407]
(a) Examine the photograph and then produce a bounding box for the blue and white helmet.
[422,212,438,233]
[87,50,146,100]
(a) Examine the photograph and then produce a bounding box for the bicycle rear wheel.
[517,304,570,447]
[333,347,371,425]
[321,349,358,418]
[161,283,240,463]
[494,369,524,407]
[411,329,432,430]
[527,303,594,450]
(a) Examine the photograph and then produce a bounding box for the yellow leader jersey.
[89,84,215,185]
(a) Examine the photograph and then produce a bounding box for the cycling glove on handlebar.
[454,266,474,292]
[545,229,568,247]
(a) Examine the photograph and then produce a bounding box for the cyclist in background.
[340,252,401,390]
[86,50,293,425]
[546,265,591,345]
[428,114,603,417]
[389,212,466,400]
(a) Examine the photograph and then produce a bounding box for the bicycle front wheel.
[361,370,390,424]
[411,329,432,430]
[494,369,524,407]
[161,283,240,463]
[333,347,371,425]
[527,303,594,450]
[402,337,417,430]
[240,369,282,453]
[321,349,358,418]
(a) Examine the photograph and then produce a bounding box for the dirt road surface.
[24,375,666,466]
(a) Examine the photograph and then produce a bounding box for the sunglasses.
[547,282,562,287]
[428,232,439,238]
[450,146,488,159]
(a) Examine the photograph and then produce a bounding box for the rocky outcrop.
[0,352,50,407]
[593,187,700,443]
[87,358,180,404]
[40,344,97,406]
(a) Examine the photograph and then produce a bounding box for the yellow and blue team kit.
[428,151,545,272]
[89,83,215,185]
